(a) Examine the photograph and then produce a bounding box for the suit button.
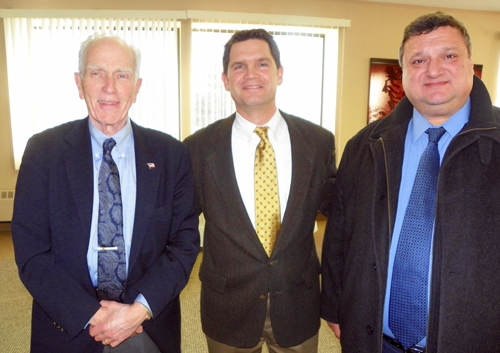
[366,325,373,335]
[259,294,267,299]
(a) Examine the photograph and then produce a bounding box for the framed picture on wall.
[367,58,483,124]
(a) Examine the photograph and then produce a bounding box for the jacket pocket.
[199,265,227,294]
[304,259,320,288]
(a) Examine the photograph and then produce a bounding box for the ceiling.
[357,0,500,13]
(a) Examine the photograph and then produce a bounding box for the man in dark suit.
[184,29,336,352]
[11,34,199,353]
[321,12,500,353]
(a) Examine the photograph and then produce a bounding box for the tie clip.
[98,246,118,251]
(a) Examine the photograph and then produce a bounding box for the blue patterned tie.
[97,138,126,302]
[389,127,446,349]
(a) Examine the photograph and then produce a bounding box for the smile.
[97,100,119,105]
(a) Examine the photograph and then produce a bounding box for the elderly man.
[321,12,500,353]
[12,34,199,353]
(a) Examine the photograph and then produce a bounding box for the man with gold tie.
[184,28,336,353]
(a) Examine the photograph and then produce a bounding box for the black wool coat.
[321,76,500,353]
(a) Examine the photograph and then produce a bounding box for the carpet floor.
[0,254,341,352]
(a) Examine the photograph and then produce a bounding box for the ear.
[133,78,143,103]
[277,66,284,86]
[74,72,84,99]
[221,72,230,91]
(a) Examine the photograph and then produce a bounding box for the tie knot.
[103,138,117,155]
[426,127,446,143]
[254,126,270,141]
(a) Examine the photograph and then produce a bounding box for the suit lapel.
[63,119,94,257]
[273,114,316,253]
[128,122,160,271]
[206,116,265,254]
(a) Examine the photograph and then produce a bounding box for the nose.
[245,66,259,79]
[426,58,443,78]
[102,75,117,94]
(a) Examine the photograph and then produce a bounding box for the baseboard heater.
[0,190,15,222]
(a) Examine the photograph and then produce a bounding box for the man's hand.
[326,321,341,339]
[89,306,108,327]
[89,301,149,347]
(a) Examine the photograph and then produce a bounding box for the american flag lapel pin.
[147,163,156,169]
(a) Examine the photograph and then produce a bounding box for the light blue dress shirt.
[86,118,151,313]
[382,98,470,346]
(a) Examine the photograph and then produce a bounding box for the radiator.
[0,190,15,222]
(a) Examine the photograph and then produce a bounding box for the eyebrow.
[230,57,272,66]
[85,66,133,73]
[412,46,459,57]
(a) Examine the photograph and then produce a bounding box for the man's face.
[401,26,474,123]
[74,38,142,135]
[222,39,283,119]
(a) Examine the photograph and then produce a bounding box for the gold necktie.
[254,126,281,257]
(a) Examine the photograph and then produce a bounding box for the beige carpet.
[0,255,341,352]
[0,259,32,352]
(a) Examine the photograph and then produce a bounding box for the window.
[4,17,179,169]
[2,11,349,169]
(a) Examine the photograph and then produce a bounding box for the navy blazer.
[12,118,200,353]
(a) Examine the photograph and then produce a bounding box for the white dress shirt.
[231,110,292,228]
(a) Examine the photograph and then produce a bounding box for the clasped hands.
[89,301,149,347]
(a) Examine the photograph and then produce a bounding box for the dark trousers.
[102,332,161,353]
[383,338,403,353]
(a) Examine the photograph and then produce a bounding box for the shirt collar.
[89,117,132,160]
[233,110,284,143]
[411,97,470,142]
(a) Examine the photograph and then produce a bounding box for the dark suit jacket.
[184,111,336,347]
[12,118,200,353]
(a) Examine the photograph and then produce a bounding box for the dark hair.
[222,28,281,74]
[399,11,472,66]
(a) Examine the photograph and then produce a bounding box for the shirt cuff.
[135,294,153,319]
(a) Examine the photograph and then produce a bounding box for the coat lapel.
[369,96,413,241]
[63,119,94,258]
[128,122,161,271]
[206,116,265,255]
[367,96,412,278]
[272,114,316,254]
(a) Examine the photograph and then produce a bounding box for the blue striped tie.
[389,127,446,349]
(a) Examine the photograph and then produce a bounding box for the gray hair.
[77,33,141,81]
